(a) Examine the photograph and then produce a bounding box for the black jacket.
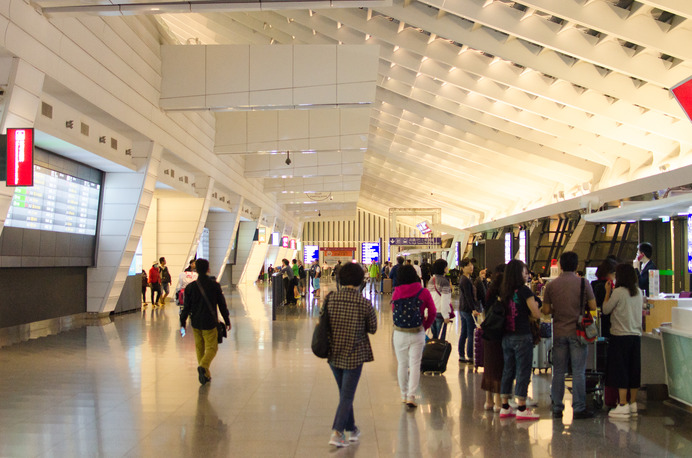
[639,260,657,296]
[180,276,230,330]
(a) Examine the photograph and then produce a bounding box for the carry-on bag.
[532,337,551,373]
[421,323,451,373]
[382,278,393,293]
[473,327,484,369]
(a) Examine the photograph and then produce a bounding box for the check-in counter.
[660,306,692,407]
[644,297,692,332]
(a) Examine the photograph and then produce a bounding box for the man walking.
[542,251,597,419]
[368,261,380,293]
[159,257,172,306]
[180,258,231,385]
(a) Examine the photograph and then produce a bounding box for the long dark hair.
[486,263,506,301]
[501,260,527,304]
[615,263,639,297]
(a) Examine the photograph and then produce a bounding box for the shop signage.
[282,236,289,248]
[289,239,297,250]
[6,128,34,186]
[388,237,441,246]
[258,227,266,243]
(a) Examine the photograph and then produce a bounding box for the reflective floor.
[2,279,692,457]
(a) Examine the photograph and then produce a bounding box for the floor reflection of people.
[396,405,422,456]
[420,374,453,456]
[187,386,230,456]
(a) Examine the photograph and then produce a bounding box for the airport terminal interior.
[2,282,692,457]
[3,0,692,456]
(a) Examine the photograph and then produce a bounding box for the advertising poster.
[321,247,356,267]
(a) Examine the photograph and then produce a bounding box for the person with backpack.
[297,260,307,296]
[392,264,436,408]
[310,260,321,298]
[148,261,162,307]
[499,260,541,421]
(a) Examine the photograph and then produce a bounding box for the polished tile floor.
[2,279,692,457]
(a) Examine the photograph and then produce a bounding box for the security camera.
[285,151,291,165]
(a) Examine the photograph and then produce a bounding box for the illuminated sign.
[6,128,34,186]
[271,232,280,246]
[504,232,513,264]
[282,236,289,248]
[362,242,380,264]
[672,77,692,124]
[289,239,297,250]
[416,221,432,234]
[5,165,100,235]
[304,245,319,264]
[688,214,692,273]
[518,230,527,264]
[258,227,266,243]
[389,237,441,246]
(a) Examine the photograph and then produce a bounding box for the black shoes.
[552,411,563,419]
[197,366,210,385]
[573,410,595,419]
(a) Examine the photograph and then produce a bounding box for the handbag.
[311,294,332,358]
[196,281,228,344]
[576,278,598,344]
[480,296,505,341]
[529,317,541,346]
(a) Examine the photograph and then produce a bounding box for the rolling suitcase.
[532,337,551,373]
[473,327,484,370]
[382,278,393,294]
[421,323,451,373]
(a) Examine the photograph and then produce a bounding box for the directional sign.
[389,237,441,246]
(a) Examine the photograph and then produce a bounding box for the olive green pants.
[193,327,218,377]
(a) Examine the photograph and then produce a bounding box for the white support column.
[239,209,271,285]
[0,58,44,238]
[87,142,162,314]
[155,183,210,287]
[207,196,243,285]
[233,220,259,285]
[183,176,215,271]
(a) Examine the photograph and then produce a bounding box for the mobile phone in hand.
[180,327,186,337]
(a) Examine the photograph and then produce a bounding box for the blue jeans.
[330,364,363,433]
[551,336,588,413]
[500,333,533,399]
[430,314,446,340]
[458,312,475,359]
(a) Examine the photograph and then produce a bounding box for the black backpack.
[298,265,306,278]
[309,264,318,277]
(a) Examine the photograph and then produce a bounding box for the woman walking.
[324,262,378,447]
[392,264,436,408]
[499,260,541,420]
[428,259,453,340]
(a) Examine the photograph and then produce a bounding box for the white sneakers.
[328,431,349,447]
[630,402,638,416]
[499,406,516,418]
[609,403,633,418]
[516,408,540,421]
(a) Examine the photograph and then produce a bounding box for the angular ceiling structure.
[40,0,692,230]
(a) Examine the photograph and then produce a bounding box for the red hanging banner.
[672,76,692,124]
[6,128,34,186]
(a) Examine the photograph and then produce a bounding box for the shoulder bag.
[311,293,333,358]
[576,278,598,344]
[196,280,228,344]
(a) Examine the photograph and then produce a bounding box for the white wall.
[232,220,258,285]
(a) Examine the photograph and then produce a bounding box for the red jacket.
[148,266,161,284]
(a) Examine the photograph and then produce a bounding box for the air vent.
[110,138,117,150]
[41,102,53,119]
[81,122,89,136]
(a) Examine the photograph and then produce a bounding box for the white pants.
[393,329,426,398]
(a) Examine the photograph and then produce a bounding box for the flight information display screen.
[5,165,101,235]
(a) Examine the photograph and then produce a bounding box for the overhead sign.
[688,215,692,273]
[282,236,289,248]
[271,232,280,246]
[416,221,432,235]
[504,232,513,264]
[304,245,319,264]
[6,128,34,186]
[672,76,692,124]
[389,237,441,246]
[289,239,297,250]
[362,242,380,264]
[258,227,266,243]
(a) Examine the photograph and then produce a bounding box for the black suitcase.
[421,324,451,373]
